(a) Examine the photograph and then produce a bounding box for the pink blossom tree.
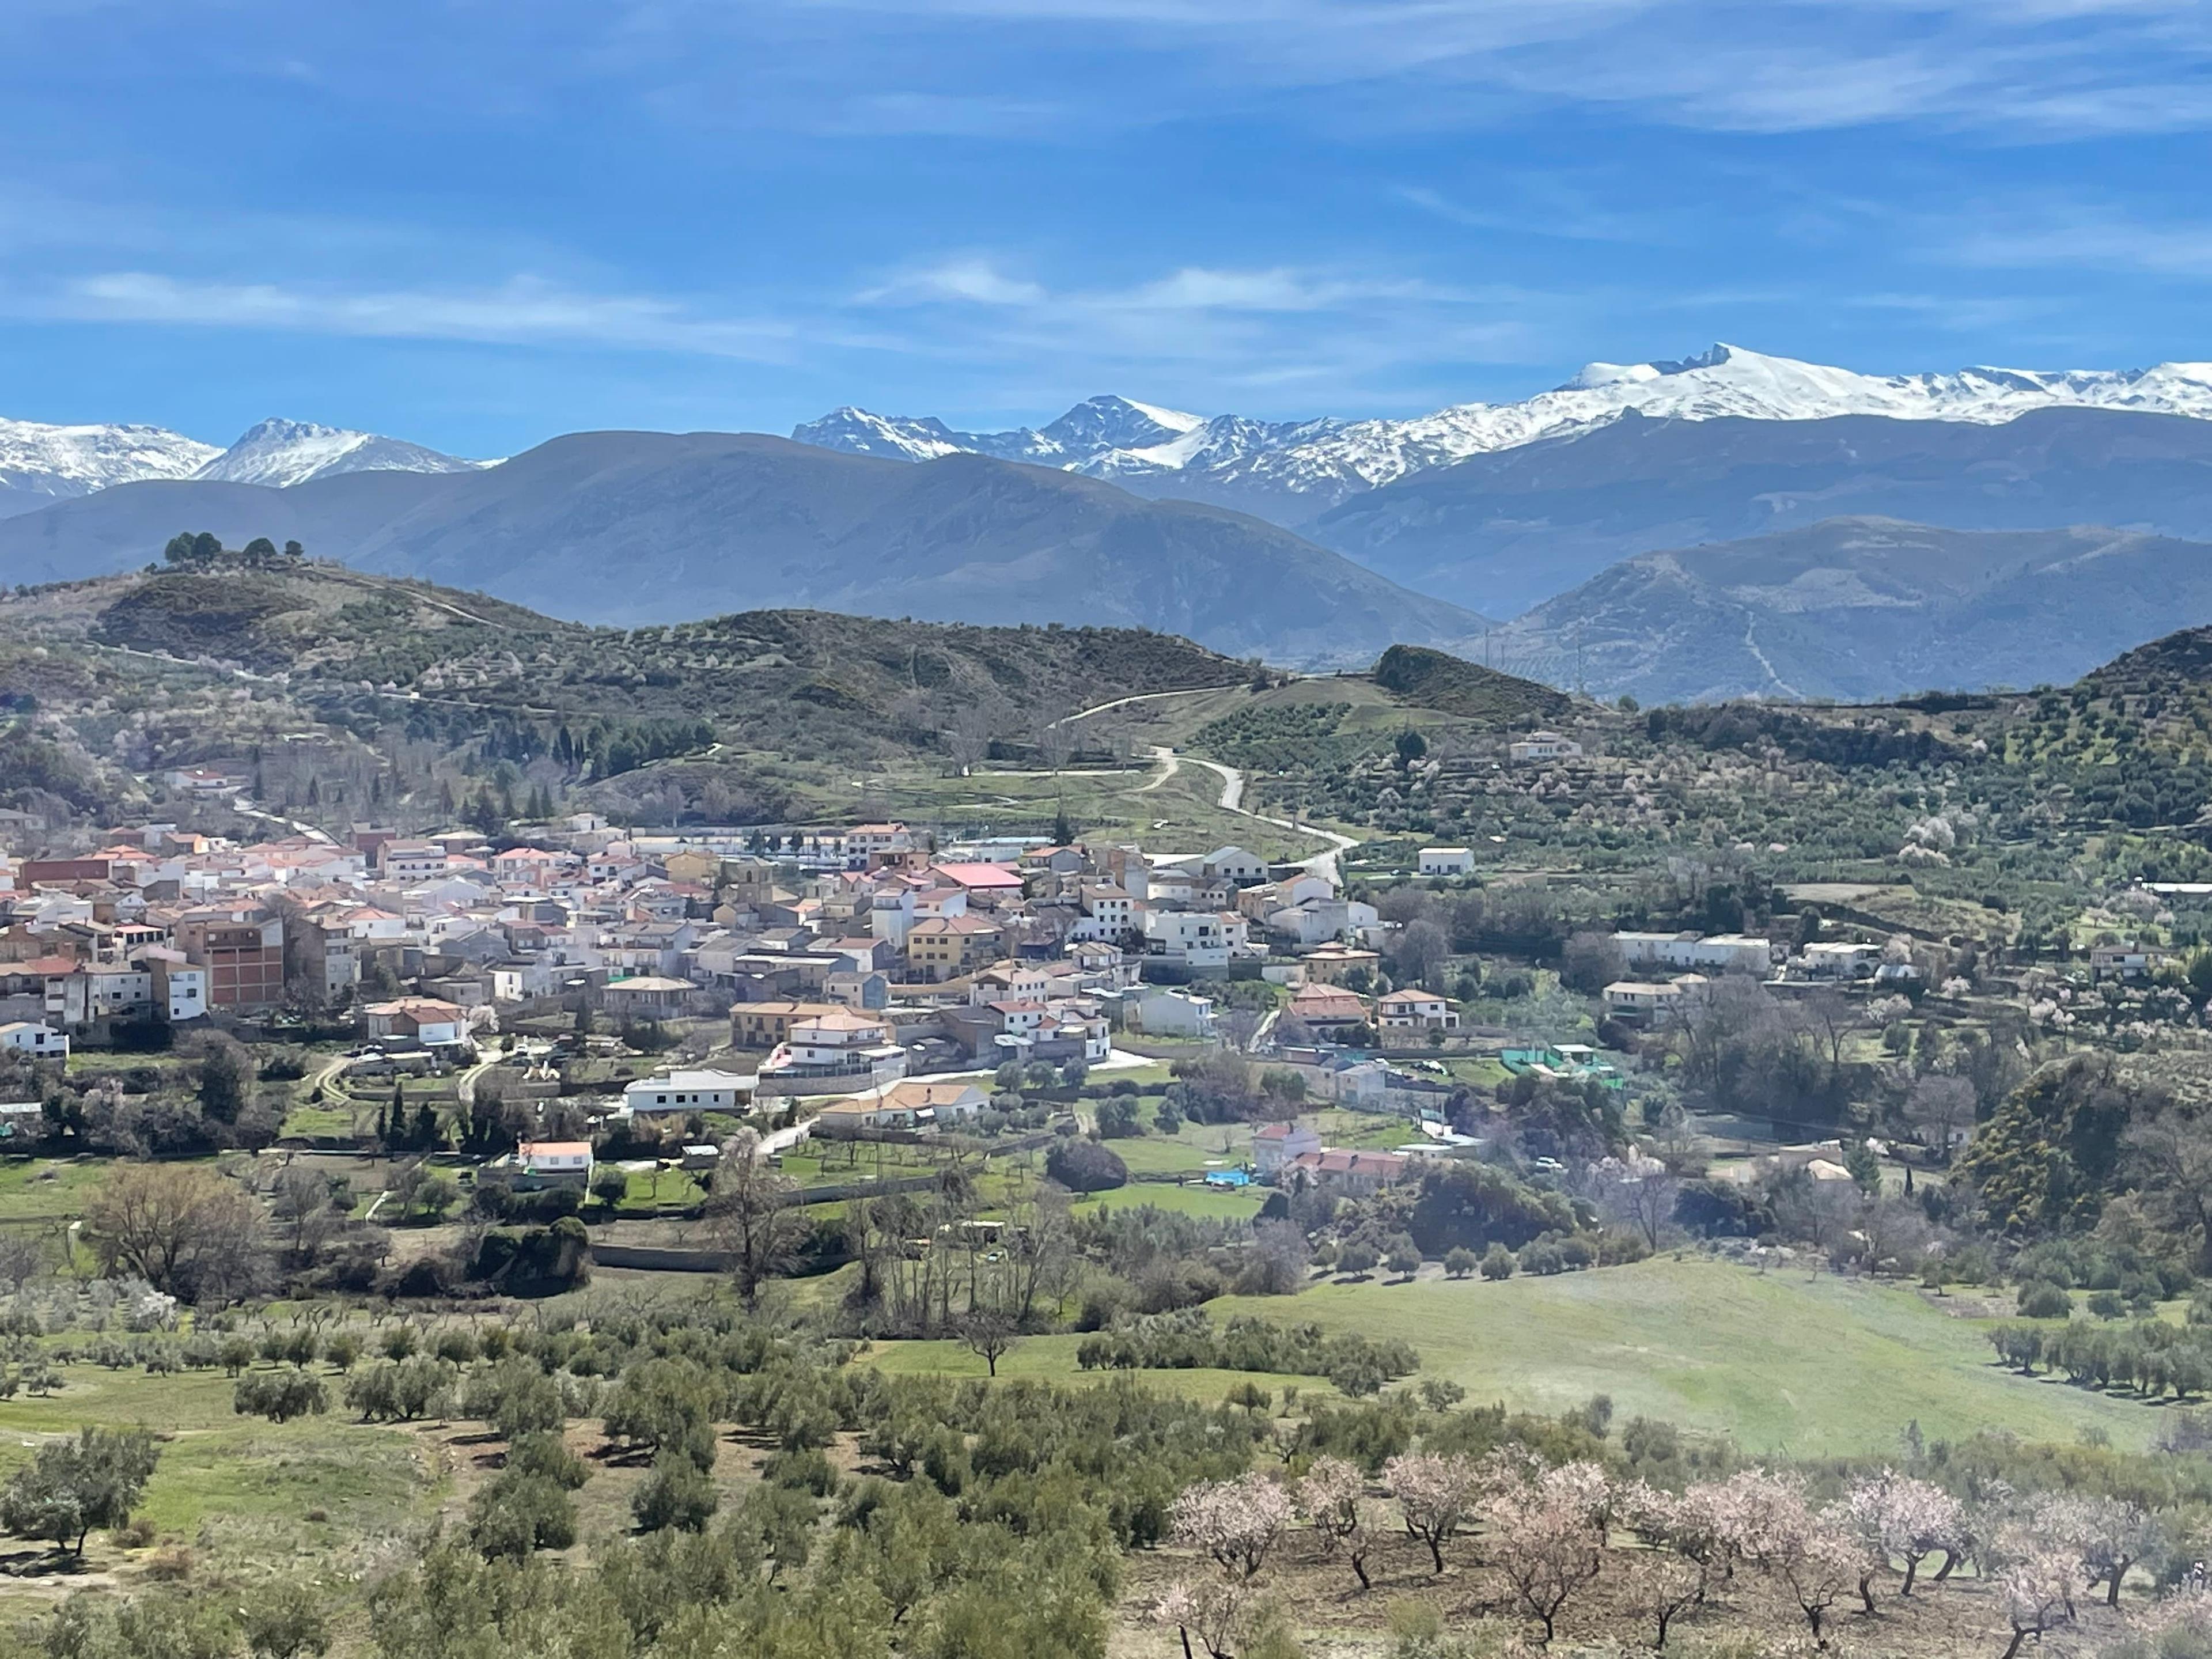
[1620,1481,1728,1588]
[1619,1551,1707,1650]
[1385,1451,1483,1574]
[1838,1469,1967,1603]
[1777,1531,1869,1647]
[1294,1456,1372,1591]
[1997,1548,2079,1659]
[1700,1468,1819,1577]
[1149,1578,1247,1659]
[1479,1460,1612,1643]
[1171,1473,1297,1581]
[2032,1493,2162,1609]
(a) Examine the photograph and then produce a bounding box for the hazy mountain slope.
[0,432,1484,665]
[1491,518,2212,704]
[333,433,1488,662]
[0,472,455,586]
[1308,406,2212,618]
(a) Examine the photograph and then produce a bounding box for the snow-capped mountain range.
[0,417,222,511]
[793,344,2212,514]
[15,340,2212,533]
[791,396,1344,482]
[0,415,481,517]
[193,419,484,488]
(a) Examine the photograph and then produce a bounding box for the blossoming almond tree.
[2033,1492,2162,1608]
[1620,1481,1728,1588]
[1480,1461,1612,1643]
[1171,1473,1297,1582]
[1778,1532,1869,1647]
[1150,1577,1247,1659]
[1836,1469,1966,1605]
[1703,1468,1819,1575]
[1998,1548,2080,1659]
[1293,1456,1372,1592]
[1620,1551,1707,1651]
[1385,1451,1483,1575]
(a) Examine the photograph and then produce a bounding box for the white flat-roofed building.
[1612,930,1773,976]
[623,1068,756,1115]
[513,1140,593,1187]
[1508,731,1582,764]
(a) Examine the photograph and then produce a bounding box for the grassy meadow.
[1210,1255,2161,1455]
[853,1253,2166,1457]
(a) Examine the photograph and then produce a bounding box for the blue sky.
[3,0,2210,457]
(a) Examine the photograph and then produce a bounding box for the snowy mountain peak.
[195,418,481,487]
[1040,395,1205,453]
[0,418,220,514]
[1565,343,1742,389]
[788,407,975,463]
[791,346,2212,524]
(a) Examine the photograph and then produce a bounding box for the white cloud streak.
[1947,206,2212,278]
[35,272,814,361]
[757,0,2212,138]
[2,252,1570,415]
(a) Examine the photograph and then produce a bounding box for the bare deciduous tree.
[81,1163,263,1301]
[703,1131,805,1306]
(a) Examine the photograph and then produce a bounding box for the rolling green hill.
[0,550,1260,828]
[1372,643,1575,725]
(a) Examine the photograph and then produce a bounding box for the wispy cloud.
[1946,204,2212,279]
[840,254,1563,405]
[768,0,2212,138]
[32,272,815,361]
[1393,183,1661,244]
[860,259,1050,308]
[861,258,1494,317]
[0,253,1570,416]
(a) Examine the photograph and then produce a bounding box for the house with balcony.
[906,914,1003,982]
[760,1008,907,1091]
[1376,988,1460,1032]
[1601,974,1708,1027]
[1285,982,1370,1036]
[1141,909,1248,969]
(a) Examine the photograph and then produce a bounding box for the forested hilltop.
[0,540,1262,830]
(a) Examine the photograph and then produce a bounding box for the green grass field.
[857,1334,1321,1402]
[1107,1123,1252,1177]
[1075,1183,1267,1222]
[0,1362,438,1596]
[1207,1256,2162,1456]
[1309,1109,1414,1150]
[281,1103,364,1138]
[0,1157,115,1219]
